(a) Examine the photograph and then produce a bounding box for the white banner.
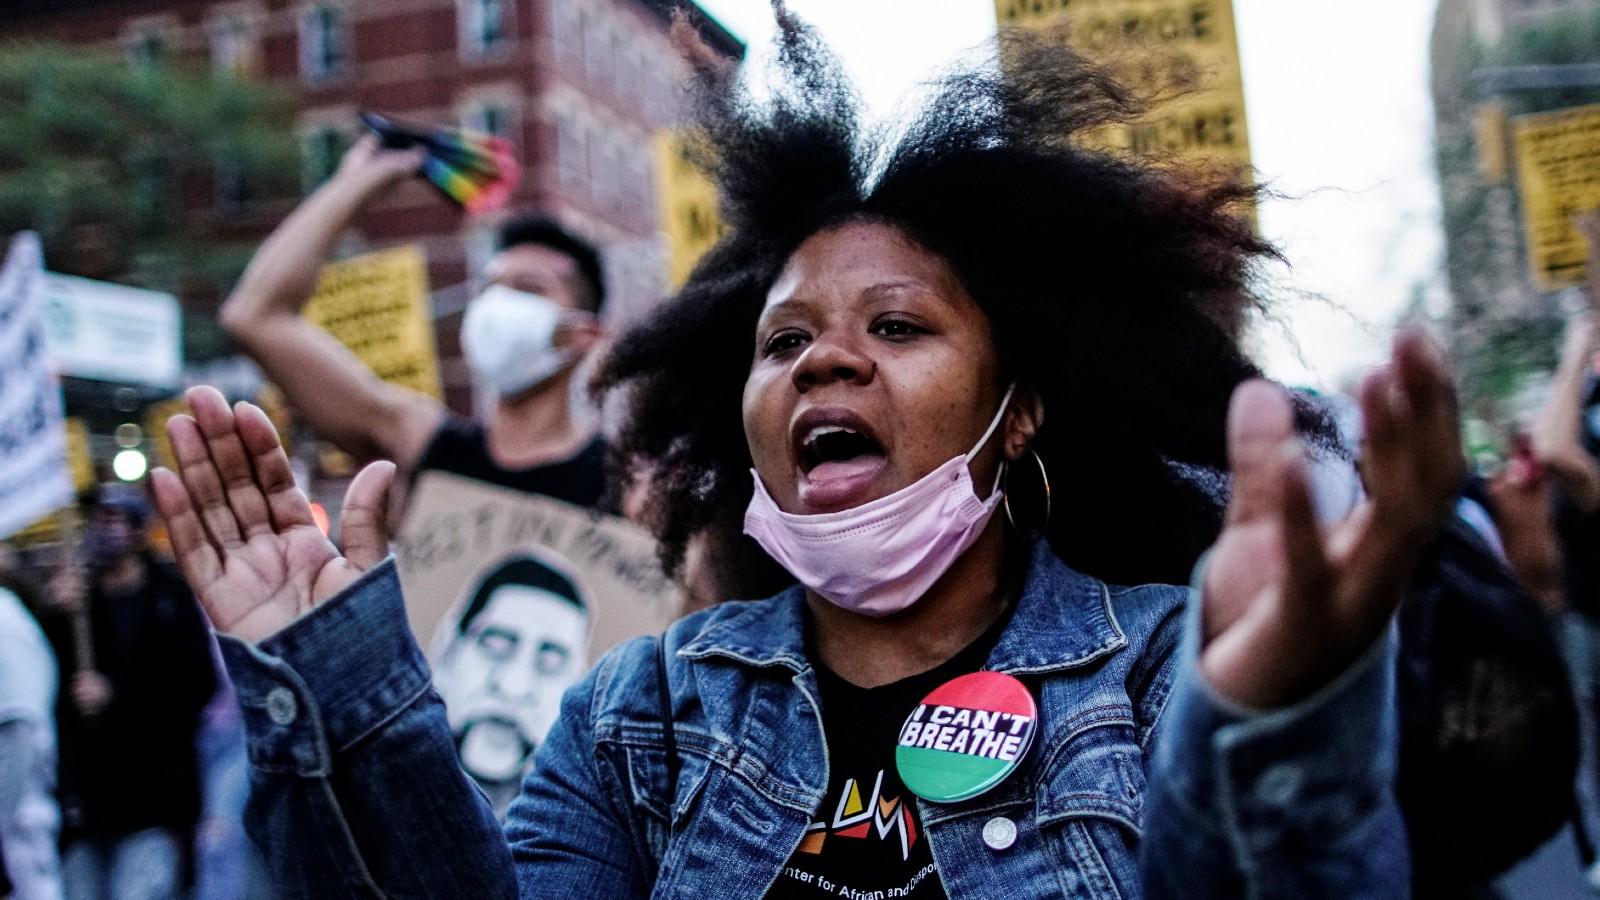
[0,233,74,539]
[41,271,182,388]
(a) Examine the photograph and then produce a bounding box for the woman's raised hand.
[1200,328,1464,709]
[150,386,395,643]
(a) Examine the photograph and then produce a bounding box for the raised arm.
[151,387,652,899]
[150,386,514,897]
[1142,328,1463,898]
[1530,216,1600,511]
[219,137,443,471]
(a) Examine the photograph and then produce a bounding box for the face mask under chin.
[743,385,1016,617]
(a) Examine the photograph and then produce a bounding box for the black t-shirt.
[768,611,1012,900]
[413,415,608,509]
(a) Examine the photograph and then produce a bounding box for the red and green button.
[895,671,1038,803]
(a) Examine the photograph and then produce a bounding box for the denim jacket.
[217,541,1407,899]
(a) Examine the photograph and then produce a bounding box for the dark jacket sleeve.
[1139,580,1410,900]
[216,559,517,899]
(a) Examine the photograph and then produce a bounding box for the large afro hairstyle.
[594,3,1332,601]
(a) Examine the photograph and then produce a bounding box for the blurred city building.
[0,0,742,415]
[1432,0,1600,421]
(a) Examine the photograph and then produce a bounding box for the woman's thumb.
[341,460,396,571]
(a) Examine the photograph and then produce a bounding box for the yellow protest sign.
[10,513,62,546]
[1514,104,1600,291]
[64,418,93,492]
[147,396,188,473]
[995,0,1253,173]
[303,245,442,398]
[149,386,291,473]
[655,132,725,288]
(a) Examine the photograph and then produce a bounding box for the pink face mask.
[743,386,1015,617]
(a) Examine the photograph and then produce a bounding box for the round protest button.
[895,671,1037,803]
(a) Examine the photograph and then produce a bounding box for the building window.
[300,3,348,83]
[618,49,645,115]
[464,102,508,140]
[556,112,587,195]
[211,12,258,77]
[464,225,498,288]
[126,26,168,70]
[301,125,349,191]
[552,0,582,69]
[462,98,517,160]
[215,159,253,214]
[591,136,621,213]
[584,17,612,90]
[460,0,509,58]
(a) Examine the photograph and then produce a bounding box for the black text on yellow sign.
[303,245,443,399]
[655,132,726,289]
[1514,104,1600,291]
[994,0,1253,173]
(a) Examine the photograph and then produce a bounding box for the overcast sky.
[694,0,1444,390]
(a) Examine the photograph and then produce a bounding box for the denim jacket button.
[1256,764,1301,807]
[982,816,1017,851]
[266,687,299,726]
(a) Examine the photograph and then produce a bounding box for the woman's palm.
[1201,330,1462,708]
[152,386,393,643]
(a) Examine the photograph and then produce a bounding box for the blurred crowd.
[0,485,269,900]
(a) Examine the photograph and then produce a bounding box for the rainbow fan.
[361,110,520,215]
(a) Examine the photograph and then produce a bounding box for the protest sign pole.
[60,507,96,674]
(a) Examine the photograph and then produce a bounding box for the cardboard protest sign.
[1514,103,1600,290]
[0,233,74,540]
[303,245,442,398]
[395,471,679,812]
[996,0,1254,174]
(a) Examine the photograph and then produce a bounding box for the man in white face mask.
[220,136,610,508]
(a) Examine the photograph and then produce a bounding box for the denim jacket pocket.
[1032,716,1145,900]
[608,721,720,865]
[918,715,1145,900]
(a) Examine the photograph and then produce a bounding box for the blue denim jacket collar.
[678,541,1127,675]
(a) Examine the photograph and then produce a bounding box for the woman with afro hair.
[152,5,1461,897]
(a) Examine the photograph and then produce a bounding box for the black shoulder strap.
[655,635,680,835]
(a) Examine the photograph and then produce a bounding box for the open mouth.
[800,425,886,473]
[791,411,889,511]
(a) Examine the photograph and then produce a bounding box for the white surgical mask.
[461,285,591,397]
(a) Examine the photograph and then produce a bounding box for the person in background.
[1518,212,1600,891]
[219,136,610,510]
[0,550,62,900]
[40,486,217,900]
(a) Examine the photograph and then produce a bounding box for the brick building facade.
[2,0,741,407]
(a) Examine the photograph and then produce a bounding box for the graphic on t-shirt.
[896,671,1037,803]
[798,769,920,862]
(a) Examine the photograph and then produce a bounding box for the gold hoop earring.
[1001,448,1051,538]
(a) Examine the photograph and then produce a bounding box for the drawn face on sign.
[433,555,589,794]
